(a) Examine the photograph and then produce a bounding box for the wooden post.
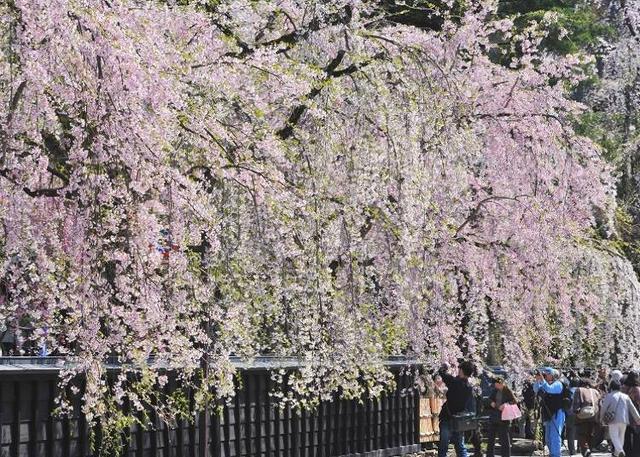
[414,386,420,444]
[233,381,241,457]
[198,398,209,457]
[243,373,252,457]
[198,355,210,457]
[211,398,221,457]
[317,401,325,457]
[283,399,291,457]
[188,388,196,457]
[150,411,158,457]
[29,380,38,457]
[0,381,4,452]
[324,399,333,457]
[264,374,272,457]
[357,394,365,453]
[291,403,299,457]
[78,379,87,457]
[136,407,145,457]
[161,382,170,457]
[273,392,281,457]
[174,375,184,457]
[299,407,306,457]
[254,373,263,457]
[11,381,20,457]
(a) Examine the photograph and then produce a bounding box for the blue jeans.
[439,419,469,457]
[544,410,566,457]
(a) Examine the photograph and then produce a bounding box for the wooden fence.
[418,396,443,444]
[0,358,425,457]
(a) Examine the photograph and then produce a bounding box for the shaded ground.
[417,439,614,457]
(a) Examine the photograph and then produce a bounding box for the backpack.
[576,388,597,420]
[539,381,571,420]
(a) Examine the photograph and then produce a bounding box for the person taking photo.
[534,367,567,457]
[438,361,476,457]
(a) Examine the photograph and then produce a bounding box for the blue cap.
[541,367,554,375]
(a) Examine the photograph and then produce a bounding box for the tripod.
[531,396,565,457]
[530,396,545,457]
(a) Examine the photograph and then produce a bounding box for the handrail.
[0,355,420,372]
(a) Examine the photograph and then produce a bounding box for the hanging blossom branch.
[0,0,633,454]
[453,194,531,239]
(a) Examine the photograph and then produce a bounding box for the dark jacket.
[488,388,517,422]
[622,385,640,410]
[522,382,536,410]
[538,386,565,421]
[439,369,473,421]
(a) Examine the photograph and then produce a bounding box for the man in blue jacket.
[534,367,566,457]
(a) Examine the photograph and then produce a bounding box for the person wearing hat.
[534,367,567,457]
[599,379,640,457]
[612,370,624,384]
[486,377,517,457]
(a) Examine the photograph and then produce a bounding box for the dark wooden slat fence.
[0,359,422,457]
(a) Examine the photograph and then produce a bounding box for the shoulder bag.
[445,387,480,433]
[602,395,622,426]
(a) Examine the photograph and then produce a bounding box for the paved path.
[513,439,614,457]
[508,439,613,457]
[422,439,616,457]
[419,451,613,456]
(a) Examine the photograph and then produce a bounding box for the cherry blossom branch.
[277,51,385,139]
[454,194,531,238]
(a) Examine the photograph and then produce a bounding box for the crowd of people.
[436,363,640,457]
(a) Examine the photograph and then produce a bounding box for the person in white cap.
[599,379,640,457]
[611,370,624,384]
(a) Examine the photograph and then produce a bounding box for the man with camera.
[438,361,476,457]
[534,367,567,457]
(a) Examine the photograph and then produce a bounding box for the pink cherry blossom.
[0,0,636,450]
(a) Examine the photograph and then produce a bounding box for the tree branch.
[276,51,384,140]
[454,194,530,238]
[0,168,71,198]
[7,80,27,124]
